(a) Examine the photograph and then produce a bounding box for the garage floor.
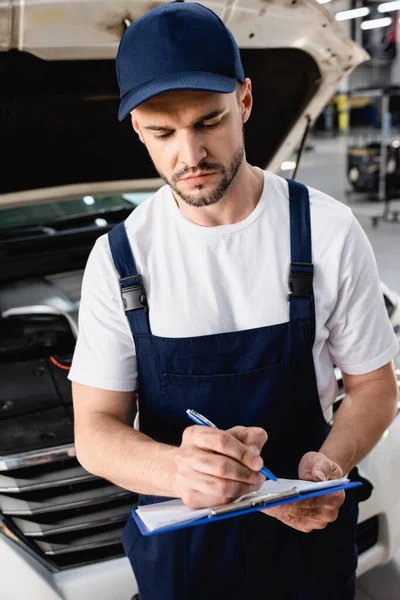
[294,132,400,600]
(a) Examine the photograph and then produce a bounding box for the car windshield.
[0,191,155,230]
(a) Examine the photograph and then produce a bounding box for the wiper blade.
[39,206,130,228]
[0,225,56,240]
[0,207,133,239]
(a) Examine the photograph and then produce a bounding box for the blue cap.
[116,2,245,121]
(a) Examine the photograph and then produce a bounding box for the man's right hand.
[173,425,268,508]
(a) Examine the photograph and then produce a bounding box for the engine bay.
[0,272,82,455]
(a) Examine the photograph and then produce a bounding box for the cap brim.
[118,71,237,121]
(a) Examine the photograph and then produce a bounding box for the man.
[69,3,399,599]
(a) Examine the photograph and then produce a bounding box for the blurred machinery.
[346,87,400,226]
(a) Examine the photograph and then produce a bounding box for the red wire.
[49,355,71,371]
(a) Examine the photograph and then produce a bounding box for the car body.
[2,2,398,600]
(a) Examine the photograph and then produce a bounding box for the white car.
[1,2,398,600]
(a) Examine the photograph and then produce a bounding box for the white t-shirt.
[68,169,399,421]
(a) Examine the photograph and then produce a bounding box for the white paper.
[136,500,210,531]
[135,477,350,532]
[258,477,349,494]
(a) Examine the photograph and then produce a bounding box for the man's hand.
[174,425,268,509]
[261,451,345,533]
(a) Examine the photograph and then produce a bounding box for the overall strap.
[286,179,315,345]
[108,221,150,335]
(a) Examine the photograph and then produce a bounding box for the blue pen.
[186,409,279,483]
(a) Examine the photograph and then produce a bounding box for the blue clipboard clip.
[210,488,298,516]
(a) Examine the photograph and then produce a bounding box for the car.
[2,1,398,600]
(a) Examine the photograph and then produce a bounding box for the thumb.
[299,451,343,481]
[312,458,343,482]
[312,462,330,482]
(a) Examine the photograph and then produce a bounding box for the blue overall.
[108,179,359,600]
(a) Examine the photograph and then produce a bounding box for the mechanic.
[69,3,399,599]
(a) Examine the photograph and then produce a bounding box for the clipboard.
[132,480,362,536]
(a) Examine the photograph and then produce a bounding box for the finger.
[178,487,228,509]
[178,467,264,503]
[327,461,343,481]
[227,426,268,455]
[176,447,265,485]
[185,426,264,472]
[298,452,343,482]
[261,509,329,533]
[311,490,345,509]
[287,492,345,519]
[312,458,343,482]
[299,490,345,509]
[281,515,329,533]
[261,496,340,524]
[321,490,345,509]
[296,504,340,523]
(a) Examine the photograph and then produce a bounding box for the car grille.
[0,444,137,570]
[356,516,379,555]
[1,452,379,569]
[0,310,138,570]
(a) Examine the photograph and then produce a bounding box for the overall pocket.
[159,360,293,471]
[161,360,290,426]
[161,359,289,389]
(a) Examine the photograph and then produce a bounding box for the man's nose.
[178,129,207,168]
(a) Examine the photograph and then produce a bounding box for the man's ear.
[131,112,145,144]
[239,78,253,125]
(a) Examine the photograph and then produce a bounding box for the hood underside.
[0,0,368,199]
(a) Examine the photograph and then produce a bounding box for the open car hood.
[0,0,368,202]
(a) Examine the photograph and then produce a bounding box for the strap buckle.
[120,275,148,313]
[288,262,314,301]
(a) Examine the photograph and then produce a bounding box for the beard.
[156,144,245,208]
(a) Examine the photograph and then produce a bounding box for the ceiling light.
[317,0,333,4]
[378,1,400,13]
[361,16,392,29]
[335,7,370,21]
[83,195,95,205]
[95,218,108,227]
[280,161,297,171]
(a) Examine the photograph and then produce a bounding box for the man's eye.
[201,121,221,129]
[154,120,222,140]
[155,131,173,140]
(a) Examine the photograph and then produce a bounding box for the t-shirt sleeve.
[326,215,399,374]
[68,235,137,391]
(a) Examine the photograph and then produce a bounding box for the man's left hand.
[260,451,345,533]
